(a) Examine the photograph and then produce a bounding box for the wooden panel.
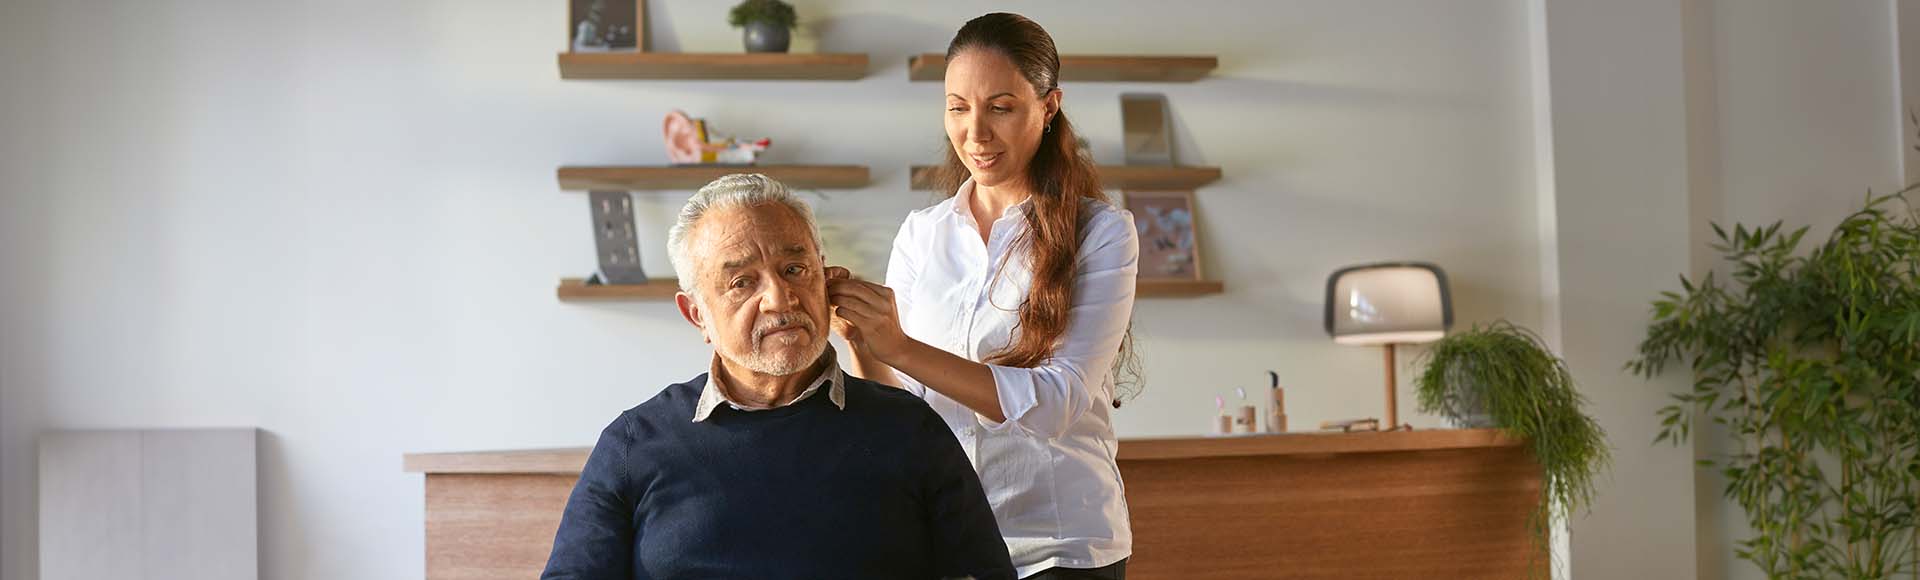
[409,431,1544,579]
[425,474,576,580]
[1137,279,1224,298]
[554,278,679,302]
[909,54,1217,82]
[909,165,1221,191]
[403,430,1520,473]
[407,447,592,475]
[558,165,870,191]
[1120,430,1520,461]
[559,52,868,80]
[1118,446,1546,580]
[1102,165,1224,189]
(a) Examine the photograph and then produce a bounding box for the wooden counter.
[406,429,1543,579]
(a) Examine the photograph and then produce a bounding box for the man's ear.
[675,292,711,344]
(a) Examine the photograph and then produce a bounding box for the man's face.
[677,202,829,377]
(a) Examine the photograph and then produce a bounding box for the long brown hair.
[930,12,1142,406]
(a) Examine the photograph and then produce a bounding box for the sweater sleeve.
[916,407,1016,579]
[541,414,643,580]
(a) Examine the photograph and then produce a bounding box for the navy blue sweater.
[540,373,1015,580]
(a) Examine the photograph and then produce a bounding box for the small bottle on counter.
[1234,405,1258,434]
[1266,372,1288,434]
[1269,386,1288,434]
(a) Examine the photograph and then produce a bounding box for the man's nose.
[761,275,800,310]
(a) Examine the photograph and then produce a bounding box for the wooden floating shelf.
[908,54,1216,82]
[1138,279,1224,298]
[558,165,870,191]
[556,278,680,301]
[909,165,1220,191]
[557,278,1219,301]
[558,52,869,80]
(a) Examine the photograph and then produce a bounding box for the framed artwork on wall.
[570,0,641,52]
[1124,190,1204,281]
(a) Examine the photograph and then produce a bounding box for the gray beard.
[738,331,827,376]
[703,299,827,377]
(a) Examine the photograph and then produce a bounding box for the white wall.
[1539,0,1907,578]
[1687,1,1903,578]
[0,1,1544,578]
[1536,0,1700,577]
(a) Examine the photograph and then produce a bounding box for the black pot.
[743,21,790,53]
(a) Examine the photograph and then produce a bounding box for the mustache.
[752,313,816,343]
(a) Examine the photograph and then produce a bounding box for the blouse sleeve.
[883,212,929,397]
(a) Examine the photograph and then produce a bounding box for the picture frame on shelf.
[1124,190,1204,281]
[570,0,642,53]
[1120,92,1174,166]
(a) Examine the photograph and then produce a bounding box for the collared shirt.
[692,349,846,422]
[885,179,1137,577]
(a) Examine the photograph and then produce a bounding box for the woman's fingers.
[827,280,884,310]
[825,265,852,281]
[828,278,893,309]
[831,290,881,318]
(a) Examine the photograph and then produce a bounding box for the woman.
[826,12,1138,580]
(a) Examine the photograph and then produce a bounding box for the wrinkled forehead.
[691,203,819,271]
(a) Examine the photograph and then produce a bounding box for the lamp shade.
[1324,262,1453,345]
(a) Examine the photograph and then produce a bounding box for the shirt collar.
[691,347,845,422]
[950,178,1035,223]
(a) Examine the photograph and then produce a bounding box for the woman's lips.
[969,152,1002,170]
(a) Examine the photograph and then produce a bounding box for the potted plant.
[1632,188,1920,578]
[1414,320,1610,570]
[729,0,797,53]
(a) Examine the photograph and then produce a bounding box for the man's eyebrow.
[720,255,756,270]
[781,244,807,256]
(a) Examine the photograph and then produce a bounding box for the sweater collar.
[692,348,845,422]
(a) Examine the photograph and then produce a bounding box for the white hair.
[666,173,824,296]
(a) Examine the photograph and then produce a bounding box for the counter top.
[403,428,1520,474]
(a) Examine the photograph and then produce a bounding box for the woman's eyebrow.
[947,92,1017,101]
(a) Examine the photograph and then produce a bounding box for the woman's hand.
[826,269,912,365]
[825,266,860,342]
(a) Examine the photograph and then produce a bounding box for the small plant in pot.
[1414,320,1610,571]
[729,0,797,53]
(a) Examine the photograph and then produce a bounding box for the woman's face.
[944,49,1060,191]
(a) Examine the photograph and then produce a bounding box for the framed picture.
[1125,190,1204,281]
[569,0,641,52]
[1120,93,1174,166]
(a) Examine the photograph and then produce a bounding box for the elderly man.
[541,174,1014,580]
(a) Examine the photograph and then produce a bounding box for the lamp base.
[1383,344,1403,431]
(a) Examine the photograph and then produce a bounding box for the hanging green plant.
[1414,320,1609,574]
[1632,187,1920,579]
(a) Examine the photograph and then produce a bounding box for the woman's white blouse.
[886,179,1137,576]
